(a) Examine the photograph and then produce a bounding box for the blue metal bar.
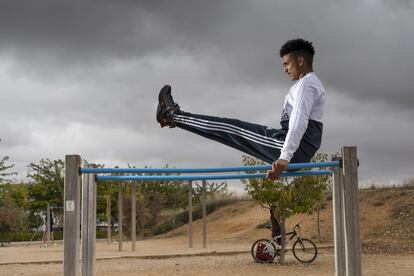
[81,161,339,174]
[96,170,332,181]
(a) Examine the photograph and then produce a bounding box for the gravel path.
[2,250,414,276]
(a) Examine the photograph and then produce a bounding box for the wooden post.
[107,196,111,244]
[81,164,97,276]
[131,182,136,252]
[342,146,362,276]
[64,155,81,276]
[202,180,207,249]
[333,166,346,276]
[188,181,193,248]
[118,182,123,252]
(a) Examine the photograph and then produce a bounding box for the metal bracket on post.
[332,156,343,169]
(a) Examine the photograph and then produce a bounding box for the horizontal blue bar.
[96,170,332,181]
[81,161,339,174]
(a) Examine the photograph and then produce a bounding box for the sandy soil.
[1,197,413,275]
[1,248,414,276]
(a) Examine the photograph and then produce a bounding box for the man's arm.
[267,159,289,179]
[267,83,317,179]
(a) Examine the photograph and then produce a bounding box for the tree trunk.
[317,208,321,242]
[279,218,286,265]
[317,192,326,242]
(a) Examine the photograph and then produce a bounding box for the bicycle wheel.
[292,238,318,263]
[250,239,278,263]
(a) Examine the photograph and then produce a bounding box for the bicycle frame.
[252,222,318,264]
[268,223,301,247]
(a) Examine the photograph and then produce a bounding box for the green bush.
[0,230,110,244]
[0,231,63,243]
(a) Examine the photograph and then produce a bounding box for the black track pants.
[173,111,312,164]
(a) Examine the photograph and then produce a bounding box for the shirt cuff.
[279,151,293,162]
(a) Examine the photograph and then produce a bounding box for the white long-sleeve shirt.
[279,72,326,162]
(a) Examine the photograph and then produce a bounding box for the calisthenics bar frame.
[63,146,361,276]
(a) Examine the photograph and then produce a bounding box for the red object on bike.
[255,242,273,262]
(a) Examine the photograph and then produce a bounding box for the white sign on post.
[66,200,75,212]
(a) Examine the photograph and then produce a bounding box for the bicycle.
[251,222,318,264]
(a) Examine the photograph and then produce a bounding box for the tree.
[121,188,151,239]
[27,159,64,214]
[242,155,330,264]
[193,181,228,203]
[309,152,339,241]
[0,139,17,184]
[0,184,29,244]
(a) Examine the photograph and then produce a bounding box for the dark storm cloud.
[1,0,413,185]
[0,0,231,68]
[1,1,413,107]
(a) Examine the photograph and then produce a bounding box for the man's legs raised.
[173,111,285,164]
[156,84,312,164]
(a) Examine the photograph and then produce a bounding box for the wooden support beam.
[63,155,81,276]
[333,166,346,276]
[81,164,97,276]
[342,146,362,276]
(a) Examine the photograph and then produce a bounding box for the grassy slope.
[159,188,414,253]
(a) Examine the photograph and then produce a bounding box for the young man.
[156,38,326,179]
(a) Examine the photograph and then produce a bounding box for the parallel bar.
[80,161,340,174]
[96,170,332,182]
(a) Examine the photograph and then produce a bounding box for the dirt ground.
[1,245,414,276]
[1,196,413,275]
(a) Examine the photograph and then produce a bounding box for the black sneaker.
[158,85,179,109]
[156,85,180,128]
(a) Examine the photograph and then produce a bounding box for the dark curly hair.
[279,38,315,64]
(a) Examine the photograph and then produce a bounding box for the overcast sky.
[1,0,413,188]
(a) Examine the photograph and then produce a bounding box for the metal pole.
[63,155,81,276]
[46,203,51,246]
[342,146,362,276]
[96,170,331,182]
[81,161,340,174]
[118,182,123,252]
[107,196,111,244]
[188,181,193,248]
[333,166,346,276]
[131,182,136,252]
[202,180,207,249]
